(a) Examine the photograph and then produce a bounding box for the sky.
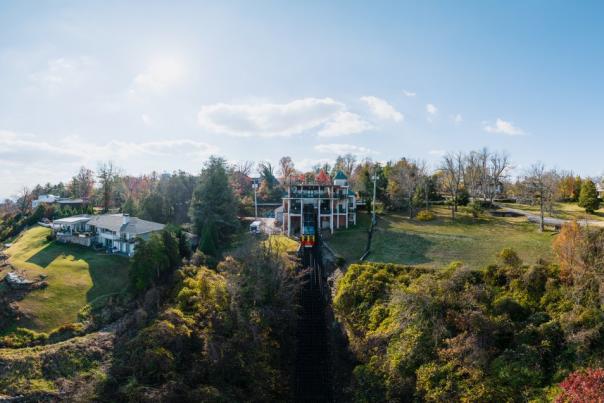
[1,0,603,199]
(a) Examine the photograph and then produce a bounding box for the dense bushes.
[102,242,300,402]
[334,245,604,401]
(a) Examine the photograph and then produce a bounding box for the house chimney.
[123,213,130,225]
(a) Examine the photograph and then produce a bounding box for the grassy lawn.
[3,226,130,333]
[328,207,554,269]
[500,201,604,221]
[264,234,299,254]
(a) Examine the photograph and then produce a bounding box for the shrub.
[0,327,49,348]
[464,201,485,218]
[416,210,435,221]
[556,368,604,402]
[498,248,522,268]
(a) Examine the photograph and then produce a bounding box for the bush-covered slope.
[334,246,604,401]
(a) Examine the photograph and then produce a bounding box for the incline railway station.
[282,170,357,244]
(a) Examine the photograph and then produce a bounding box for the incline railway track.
[294,207,332,402]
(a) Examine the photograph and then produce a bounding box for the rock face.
[4,272,47,291]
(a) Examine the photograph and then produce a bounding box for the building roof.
[87,214,165,235]
[54,215,92,225]
[333,170,347,180]
[57,198,86,204]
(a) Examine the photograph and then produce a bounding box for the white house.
[32,194,88,209]
[282,170,357,237]
[597,182,604,199]
[53,213,165,256]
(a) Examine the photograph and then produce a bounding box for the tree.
[556,368,604,402]
[524,163,553,232]
[486,151,510,204]
[97,161,120,212]
[578,179,600,213]
[140,192,171,223]
[440,153,464,220]
[17,187,32,214]
[70,166,95,199]
[189,156,239,253]
[129,235,169,293]
[387,158,425,218]
[278,156,296,181]
[332,154,357,179]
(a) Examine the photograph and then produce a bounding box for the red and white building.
[282,170,357,236]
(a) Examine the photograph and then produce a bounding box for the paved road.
[496,206,604,228]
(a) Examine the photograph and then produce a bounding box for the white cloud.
[403,89,416,97]
[28,57,94,91]
[428,149,446,157]
[198,97,367,137]
[360,96,404,122]
[318,111,373,137]
[314,143,377,156]
[484,118,525,135]
[452,114,463,124]
[141,114,152,126]
[426,103,438,115]
[132,57,186,92]
[0,130,218,198]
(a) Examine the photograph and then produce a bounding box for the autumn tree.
[556,368,604,402]
[553,221,585,283]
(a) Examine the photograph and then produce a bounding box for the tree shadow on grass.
[371,230,433,265]
[25,241,130,304]
[26,242,67,268]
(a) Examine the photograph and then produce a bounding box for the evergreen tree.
[199,221,218,256]
[140,192,170,223]
[189,156,239,253]
[578,179,600,213]
[161,230,180,270]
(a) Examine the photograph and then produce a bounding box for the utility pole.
[372,165,378,225]
[252,180,259,219]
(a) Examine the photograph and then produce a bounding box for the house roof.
[333,170,347,180]
[54,215,91,225]
[87,214,165,235]
[57,198,85,204]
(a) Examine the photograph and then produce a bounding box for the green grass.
[3,226,130,333]
[328,207,554,269]
[500,201,604,221]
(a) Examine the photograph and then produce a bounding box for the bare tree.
[333,154,357,178]
[97,161,120,213]
[524,162,555,232]
[18,187,32,214]
[278,156,296,181]
[463,151,483,200]
[486,151,510,204]
[440,152,464,220]
[234,161,254,176]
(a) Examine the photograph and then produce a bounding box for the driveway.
[495,205,604,228]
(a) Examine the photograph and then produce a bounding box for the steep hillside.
[2,226,129,333]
